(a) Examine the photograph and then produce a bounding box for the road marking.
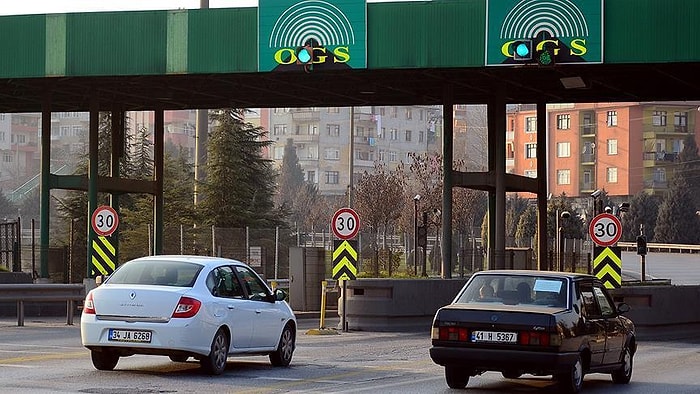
[0,350,86,364]
[0,364,34,368]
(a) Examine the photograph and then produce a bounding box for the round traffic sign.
[589,213,622,246]
[332,208,360,240]
[91,205,119,237]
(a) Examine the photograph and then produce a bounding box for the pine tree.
[515,205,537,247]
[621,191,659,241]
[198,109,281,228]
[654,175,700,244]
[677,134,700,212]
[275,138,305,228]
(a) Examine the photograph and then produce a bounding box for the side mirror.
[275,288,288,302]
[617,303,631,314]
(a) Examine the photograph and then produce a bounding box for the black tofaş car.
[429,270,635,393]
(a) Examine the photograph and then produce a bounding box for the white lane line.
[0,363,34,368]
[326,375,442,393]
[0,343,80,350]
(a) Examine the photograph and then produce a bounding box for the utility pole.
[194,0,209,206]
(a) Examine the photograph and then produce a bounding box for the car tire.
[91,349,119,371]
[200,329,229,375]
[557,354,583,393]
[169,355,189,363]
[611,346,633,384]
[502,371,522,379]
[269,324,295,367]
[445,365,470,389]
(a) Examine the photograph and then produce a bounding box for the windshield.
[455,274,568,308]
[106,260,203,287]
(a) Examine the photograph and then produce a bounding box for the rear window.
[455,274,568,307]
[106,260,203,287]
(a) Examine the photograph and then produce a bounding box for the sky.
[0,0,414,16]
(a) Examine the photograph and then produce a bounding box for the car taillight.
[172,296,201,318]
[519,331,561,347]
[437,326,469,342]
[83,292,95,314]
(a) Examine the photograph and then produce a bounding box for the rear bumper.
[430,346,579,374]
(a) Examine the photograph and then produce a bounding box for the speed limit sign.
[91,205,119,237]
[332,208,360,240]
[589,213,622,246]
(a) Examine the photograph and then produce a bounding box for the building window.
[406,108,412,120]
[557,169,571,185]
[390,107,397,118]
[556,114,571,130]
[557,142,571,158]
[506,142,515,159]
[525,143,537,158]
[309,124,318,135]
[307,145,318,159]
[524,170,537,178]
[652,111,667,126]
[607,167,618,183]
[405,130,412,142]
[327,124,340,136]
[378,150,385,162]
[674,111,688,132]
[607,139,618,155]
[418,131,424,142]
[307,171,316,183]
[3,153,13,163]
[326,107,340,113]
[389,151,397,162]
[324,148,340,160]
[325,171,339,184]
[273,124,287,136]
[273,146,284,160]
[378,127,386,139]
[379,107,386,116]
[355,126,365,137]
[525,117,537,133]
[390,128,398,140]
[606,111,618,127]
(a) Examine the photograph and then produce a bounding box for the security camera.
[591,189,603,198]
[413,194,421,201]
[604,206,612,213]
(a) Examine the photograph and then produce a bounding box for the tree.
[515,205,537,247]
[654,175,700,244]
[197,109,282,228]
[505,195,529,246]
[548,194,585,241]
[0,190,17,220]
[677,133,700,212]
[621,191,660,241]
[275,138,306,230]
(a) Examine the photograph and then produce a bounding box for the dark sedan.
[429,270,635,393]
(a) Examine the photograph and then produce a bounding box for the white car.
[81,255,296,375]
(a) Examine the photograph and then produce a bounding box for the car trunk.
[94,284,189,321]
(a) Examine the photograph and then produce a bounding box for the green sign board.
[486,0,603,66]
[258,0,366,72]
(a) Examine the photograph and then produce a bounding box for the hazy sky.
[0,0,415,16]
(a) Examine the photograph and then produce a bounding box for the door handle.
[255,310,262,314]
[227,305,235,310]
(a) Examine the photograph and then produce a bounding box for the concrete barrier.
[341,278,700,335]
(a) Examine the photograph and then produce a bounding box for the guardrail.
[618,242,700,253]
[0,284,85,326]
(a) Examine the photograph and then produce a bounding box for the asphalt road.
[1,316,699,394]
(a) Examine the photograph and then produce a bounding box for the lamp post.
[557,210,570,271]
[413,194,421,276]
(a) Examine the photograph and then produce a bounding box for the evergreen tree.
[548,194,585,240]
[677,134,700,211]
[198,109,281,228]
[654,175,700,244]
[621,191,659,241]
[505,195,528,245]
[515,205,537,247]
[0,189,17,220]
[275,138,306,229]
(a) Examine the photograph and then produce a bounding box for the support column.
[153,109,165,254]
[110,108,124,265]
[488,91,507,269]
[536,101,549,270]
[442,88,454,279]
[39,94,52,278]
[87,100,99,277]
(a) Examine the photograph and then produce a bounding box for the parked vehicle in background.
[430,270,635,393]
[81,255,296,375]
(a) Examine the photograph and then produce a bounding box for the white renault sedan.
[81,255,296,375]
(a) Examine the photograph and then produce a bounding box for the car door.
[592,283,626,365]
[576,281,606,366]
[234,265,286,348]
[207,266,254,349]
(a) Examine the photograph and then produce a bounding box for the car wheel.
[557,354,583,393]
[91,349,119,371]
[270,324,295,367]
[445,365,470,389]
[611,346,633,384]
[200,329,229,375]
[169,355,189,363]
[502,371,522,379]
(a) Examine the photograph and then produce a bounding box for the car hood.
[91,284,190,320]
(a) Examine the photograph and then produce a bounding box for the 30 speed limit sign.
[332,208,360,240]
[589,213,622,246]
[91,205,119,237]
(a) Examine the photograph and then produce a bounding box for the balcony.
[581,153,595,164]
[506,131,514,141]
[643,125,692,138]
[291,134,319,143]
[580,124,596,137]
[643,151,679,165]
[644,179,668,189]
[291,109,321,122]
[355,112,377,123]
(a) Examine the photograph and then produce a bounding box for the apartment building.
[507,102,700,199]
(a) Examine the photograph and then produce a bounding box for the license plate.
[471,330,517,343]
[108,329,152,343]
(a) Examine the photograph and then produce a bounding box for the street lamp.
[557,210,570,271]
[413,194,421,276]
